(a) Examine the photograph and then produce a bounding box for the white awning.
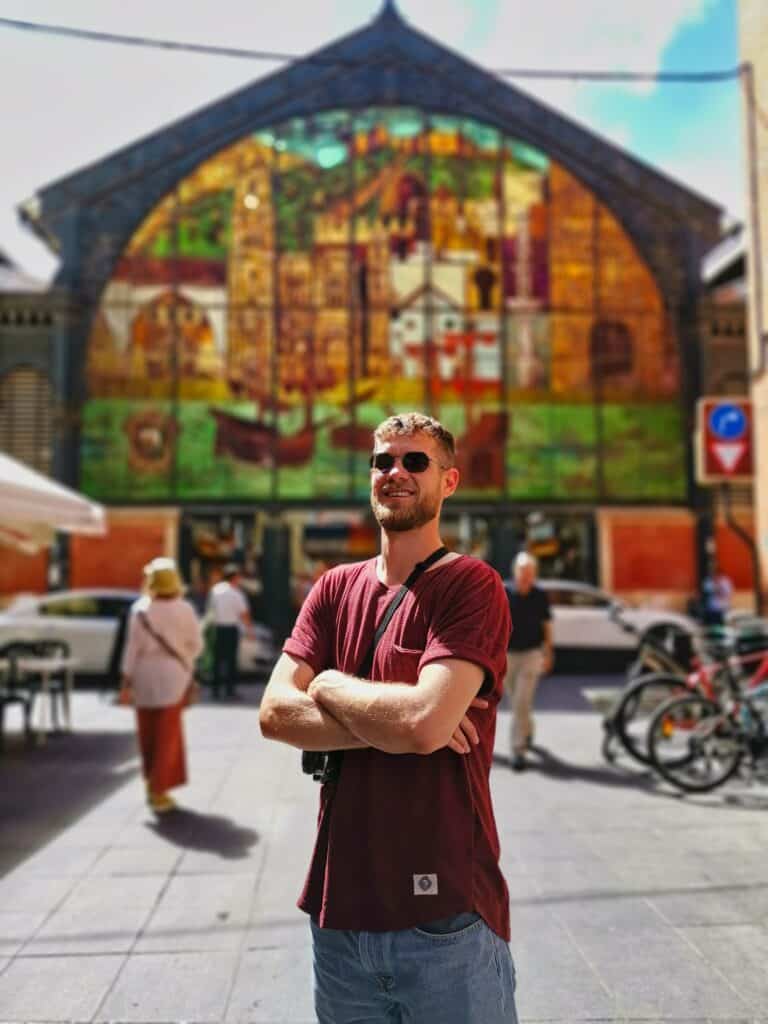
[0,451,105,550]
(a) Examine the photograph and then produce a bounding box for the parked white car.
[537,580,696,651]
[0,588,278,678]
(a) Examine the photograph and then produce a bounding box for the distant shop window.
[590,320,633,379]
[0,366,53,473]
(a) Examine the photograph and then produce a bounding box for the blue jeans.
[311,912,518,1023]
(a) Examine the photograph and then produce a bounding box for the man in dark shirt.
[505,552,553,771]
[260,412,517,1024]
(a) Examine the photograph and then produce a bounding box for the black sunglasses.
[369,451,439,473]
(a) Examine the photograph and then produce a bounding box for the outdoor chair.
[30,638,71,730]
[0,641,39,750]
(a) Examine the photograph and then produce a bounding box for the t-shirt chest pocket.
[369,595,430,683]
[377,636,426,684]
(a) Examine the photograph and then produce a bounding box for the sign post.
[695,397,762,614]
[695,397,754,484]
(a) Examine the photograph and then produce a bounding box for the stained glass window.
[81,108,685,503]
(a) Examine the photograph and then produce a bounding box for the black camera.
[301,749,343,784]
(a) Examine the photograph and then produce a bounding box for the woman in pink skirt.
[120,558,203,813]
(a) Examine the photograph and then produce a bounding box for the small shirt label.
[413,873,438,895]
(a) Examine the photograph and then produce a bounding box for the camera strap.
[356,545,448,678]
[302,544,448,783]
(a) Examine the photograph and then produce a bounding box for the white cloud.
[0,0,730,277]
[1,0,365,278]
[472,0,717,96]
[464,0,743,218]
[662,147,745,217]
[460,0,720,148]
[399,0,474,47]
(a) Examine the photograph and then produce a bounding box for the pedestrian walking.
[207,564,252,699]
[260,412,517,1024]
[504,552,553,771]
[106,604,130,695]
[701,564,733,626]
[119,558,203,814]
[108,575,151,699]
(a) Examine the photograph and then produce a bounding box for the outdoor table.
[0,655,78,744]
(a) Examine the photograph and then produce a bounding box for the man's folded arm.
[307,658,486,755]
[259,652,369,751]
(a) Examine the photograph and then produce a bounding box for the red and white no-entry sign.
[695,397,754,484]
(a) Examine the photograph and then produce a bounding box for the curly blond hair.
[373,412,456,468]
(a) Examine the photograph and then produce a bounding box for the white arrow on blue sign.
[708,403,747,441]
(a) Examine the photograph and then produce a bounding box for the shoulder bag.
[302,546,448,783]
[136,610,201,707]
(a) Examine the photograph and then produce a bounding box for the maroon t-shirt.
[283,554,512,940]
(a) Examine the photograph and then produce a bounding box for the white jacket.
[121,596,203,708]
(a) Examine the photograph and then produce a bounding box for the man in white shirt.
[208,565,252,699]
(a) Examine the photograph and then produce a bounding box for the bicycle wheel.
[647,693,744,793]
[625,656,649,683]
[612,674,690,766]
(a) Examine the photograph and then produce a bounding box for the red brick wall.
[611,519,697,591]
[0,547,48,598]
[715,521,756,591]
[70,520,168,589]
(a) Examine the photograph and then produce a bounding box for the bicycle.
[626,620,697,681]
[647,673,768,794]
[603,620,768,767]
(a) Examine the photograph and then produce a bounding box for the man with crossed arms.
[260,412,517,1024]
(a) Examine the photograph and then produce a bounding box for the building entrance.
[177,506,597,641]
[486,511,597,585]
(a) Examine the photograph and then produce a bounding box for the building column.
[740,2,768,606]
[261,519,294,643]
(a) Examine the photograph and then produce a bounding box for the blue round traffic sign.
[708,403,747,441]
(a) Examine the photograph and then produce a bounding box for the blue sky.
[0,0,743,280]
[572,0,741,208]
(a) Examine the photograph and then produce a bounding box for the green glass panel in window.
[549,404,598,447]
[383,108,423,138]
[462,120,501,153]
[506,446,559,499]
[602,444,686,500]
[555,449,598,498]
[507,140,549,173]
[174,192,233,260]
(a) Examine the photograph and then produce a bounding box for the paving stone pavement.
[0,675,767,1023]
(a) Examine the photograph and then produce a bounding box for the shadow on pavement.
[493,745,659,792]
[512,878,768,908]
[498,672,625,715]
[148,808,259,859]
[723,790,768,809]
[0,730,139,877]
[537,674,624,713]
[495,745,768,807]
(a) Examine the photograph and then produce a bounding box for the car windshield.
[543,585,611,608]
[40,596,100,617]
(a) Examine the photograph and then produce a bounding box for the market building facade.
[0,250,76,594]
[18,2,740,633]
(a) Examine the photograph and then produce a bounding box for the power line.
[0,15,746,83]
[0,16,303,64]
[494,67,743,83]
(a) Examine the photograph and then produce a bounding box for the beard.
[370,489,441,532]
